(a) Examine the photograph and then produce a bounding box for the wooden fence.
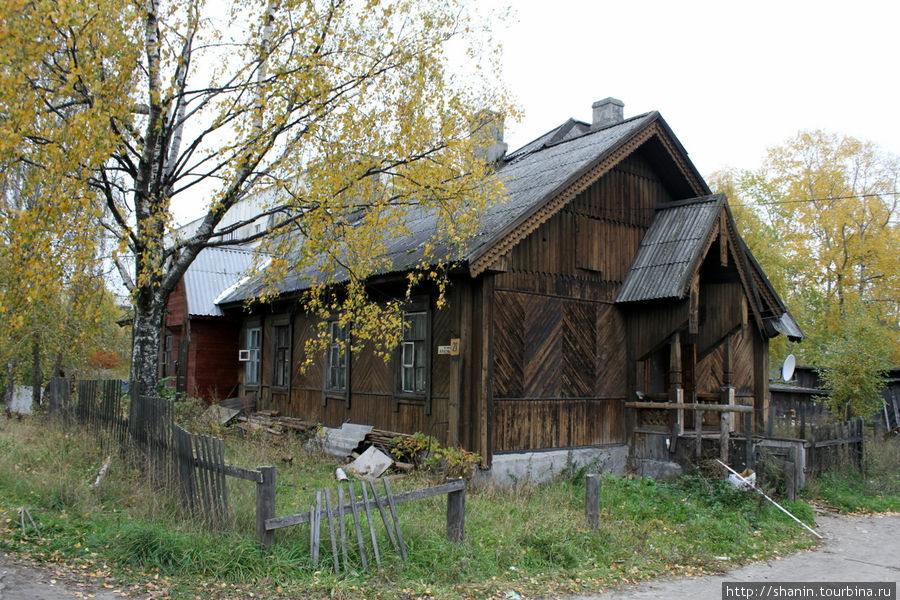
[805,417,865,476]
[262,476,465,572]
[44,377,466,564]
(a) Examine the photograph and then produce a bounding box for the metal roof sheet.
[615,195,724,303]
[183,246,256,316]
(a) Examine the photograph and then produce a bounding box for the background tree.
[0,0,135,402]
[2,0,511,397]
[711,130,900,417]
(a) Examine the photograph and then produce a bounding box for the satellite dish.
[782,354,796,382]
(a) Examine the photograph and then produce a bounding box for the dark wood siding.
[187,319,241,402]
[487,152,674,452]
[248,292,461,447]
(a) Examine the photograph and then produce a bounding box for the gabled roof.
[615,194,804,341]
[616,195,725,303]
[183,246,255,316]
[219,110,710,304]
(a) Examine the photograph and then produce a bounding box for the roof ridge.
[539,111,654,151]
[504,112,654,164]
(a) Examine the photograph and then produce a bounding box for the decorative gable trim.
[469,119,708,277]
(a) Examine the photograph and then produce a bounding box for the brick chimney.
[591,97,624,130]
[473,110,508,164]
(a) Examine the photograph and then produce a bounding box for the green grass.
[802,435,900,513]
[0,416,837,600]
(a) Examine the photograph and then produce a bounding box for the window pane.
[404,312,425,340]
[415,367,425,392]
[415,342,426,366]
[402,367,413,392]
[402,342,414,367]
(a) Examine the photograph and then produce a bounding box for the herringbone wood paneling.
[595,305,626,396]
[493,291,525,399]
[563,300,596,397]
[697,343,725,393]
[523,295,561,397]
[733,327,755,396]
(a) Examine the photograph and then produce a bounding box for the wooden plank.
[337,483,349,571]
[215,436,229,526]
[324,487,340,573]
[310,491,321,564]
[481,275,494,466]
[625,402,753,413]
[695,409,704,458]
[255,466,276,548]
[360,481,381,567]
[347,481,367,570]
[446,485,465,544]
[585,474,599,533]
[266,479,466,530]
[383,478,407,561]
[720,387,733,463]
[193,434,211,525]
[222,464,263,483]
[369,480,398,553]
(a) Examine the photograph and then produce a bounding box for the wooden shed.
[214,99,802,477]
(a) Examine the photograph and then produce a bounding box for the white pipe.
[716,459,823,539]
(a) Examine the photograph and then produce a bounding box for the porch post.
[668,332,683,450]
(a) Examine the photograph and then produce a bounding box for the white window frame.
[245,326,261,386]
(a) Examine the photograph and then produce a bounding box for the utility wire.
[730,191,900,207]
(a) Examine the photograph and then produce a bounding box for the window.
[245,327,261,385]
[400,312,427,394]
[326,321,348,391]
[274,325,291,387]
[161,334,173,378]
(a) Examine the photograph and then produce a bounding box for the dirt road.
[562,513,899,600]
[0,558,125,600]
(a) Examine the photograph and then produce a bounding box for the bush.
[390,433,481,479]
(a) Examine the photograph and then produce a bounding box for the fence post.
[446,485,465,543]
[256,465,276,548]
[857,417,866,473]
[585,474,599,533]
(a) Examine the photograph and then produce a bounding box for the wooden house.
[213,99,803,479]
[160,246,255,402]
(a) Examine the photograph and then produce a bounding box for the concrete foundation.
[475,445,628,486]
[629,458,683,481]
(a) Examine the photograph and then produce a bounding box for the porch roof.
[615,195,724,303]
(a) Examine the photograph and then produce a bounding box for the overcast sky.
[489,0,900,177]
[175,0,898,225]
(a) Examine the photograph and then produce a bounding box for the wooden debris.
[310,491,322,564]
[232,412,315,437]
[369,480,399,553]
[324,488,340,573]
[347,481,368,570]
[360,481,381,567]
[19,508,40,540]
[383,478,407,560]
[92,455,112,488]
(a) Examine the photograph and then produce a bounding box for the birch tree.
[1,0,510,396]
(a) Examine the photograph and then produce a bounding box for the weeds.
[0,416,841,600]
[802,434,900,513]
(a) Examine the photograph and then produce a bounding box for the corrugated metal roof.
[218,112,659,304]
[615,195,724,303]
[766,313,805,341]
[183,246,256,316]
